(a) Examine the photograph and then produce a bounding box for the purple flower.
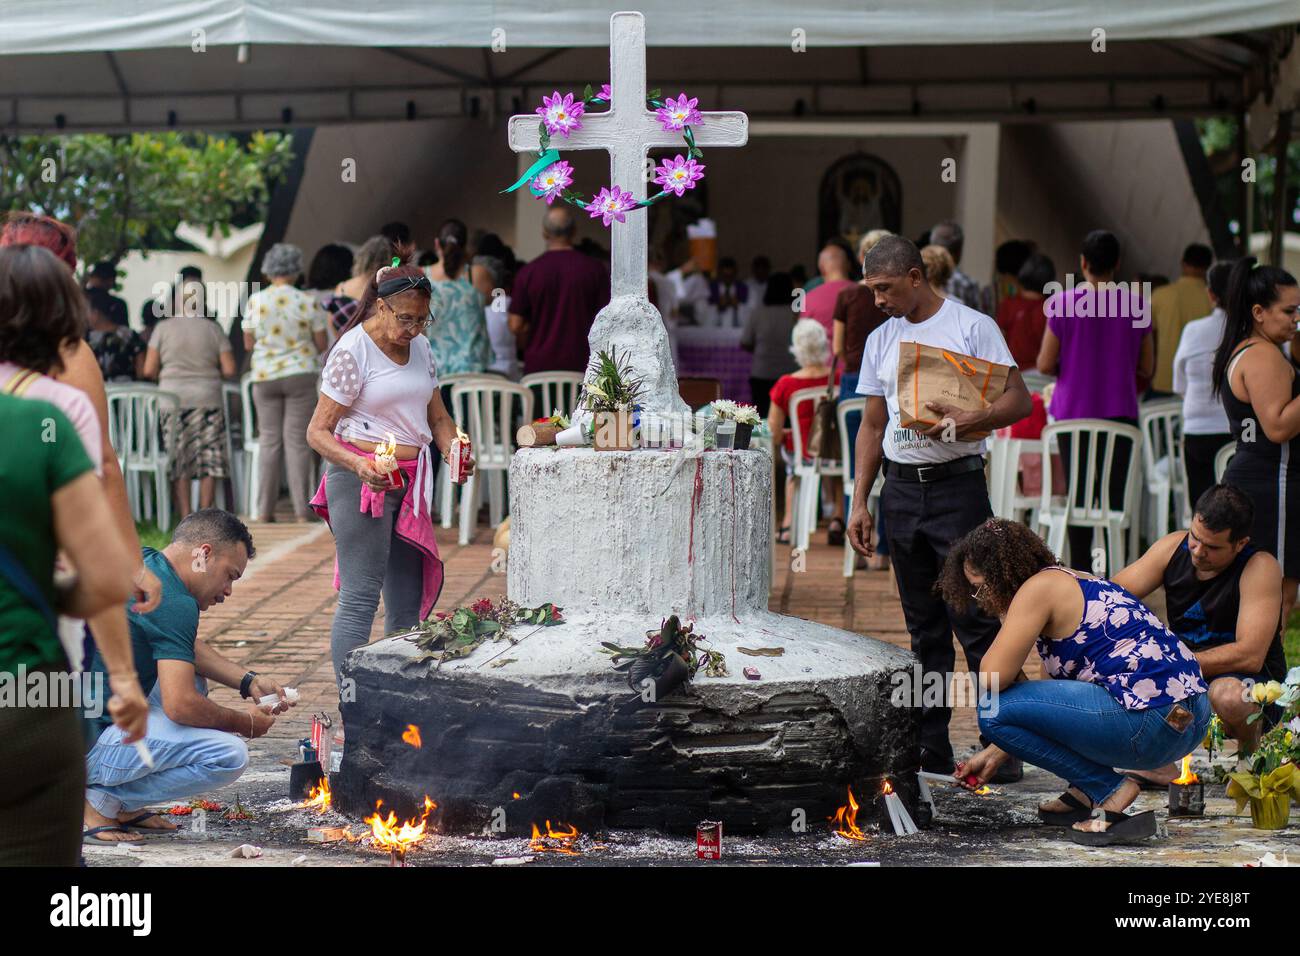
[657,93,703,131]
[598,83,612,102]
[537,91,584,137]
[654,154,705,196]
[531,160,574,205]
[588,185,637,227]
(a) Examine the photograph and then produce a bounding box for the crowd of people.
[0,193,1295,861]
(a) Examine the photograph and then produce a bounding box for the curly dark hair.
[0,244,89,374]
[936,518,1057,616]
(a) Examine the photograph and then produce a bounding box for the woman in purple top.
[940,519,1209,846]
[1036,230,1154,570]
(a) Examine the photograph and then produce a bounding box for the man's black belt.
[883,455,985,483]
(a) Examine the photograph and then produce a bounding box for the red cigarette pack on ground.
[696,820,722,859]
[449,429,471,485]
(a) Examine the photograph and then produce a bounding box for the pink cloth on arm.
[309,437,444,620]
[0,362,103,476]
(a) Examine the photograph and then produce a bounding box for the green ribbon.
[500,149,561,194]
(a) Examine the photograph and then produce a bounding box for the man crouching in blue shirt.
[82,509,294,845]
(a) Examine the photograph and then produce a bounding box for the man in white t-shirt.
[847,235,1032,776]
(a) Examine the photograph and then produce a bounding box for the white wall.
[284,117,523,255]
[996,120,1211,283]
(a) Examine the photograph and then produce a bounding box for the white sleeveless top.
[320,324,440,517]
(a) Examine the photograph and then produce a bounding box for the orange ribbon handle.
[942,350,978,376]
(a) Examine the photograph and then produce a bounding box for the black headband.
[377,273,432,298]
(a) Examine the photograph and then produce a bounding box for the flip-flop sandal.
[1068,809,1157,847]
[1037,790,1093,827]
[776,526,792,545]
[117,812,178,835]
[1125,772,1170,791]
[83,825,143,846]
[827,519,846,546]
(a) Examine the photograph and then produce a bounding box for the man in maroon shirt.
[508,207,610,375]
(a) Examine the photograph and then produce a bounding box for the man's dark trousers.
[881,463,1000,770]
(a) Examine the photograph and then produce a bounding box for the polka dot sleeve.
[321,345,362,405]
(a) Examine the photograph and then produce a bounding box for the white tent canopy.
[2,1,1297,52]
[0,3,1294,132]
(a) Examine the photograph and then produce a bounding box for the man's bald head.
[818,242,851,281]
[542,206,577,242]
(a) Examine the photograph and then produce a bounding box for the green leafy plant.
[402,597,563,669]
[581,346,645,414]
[0,131,294,270]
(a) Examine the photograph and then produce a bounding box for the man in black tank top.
[1113,485,1286,767]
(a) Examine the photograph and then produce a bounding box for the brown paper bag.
[896,342,1011,441]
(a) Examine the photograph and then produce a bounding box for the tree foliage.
[0,131,294,269]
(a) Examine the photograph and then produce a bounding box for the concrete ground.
[81,513,1299,868]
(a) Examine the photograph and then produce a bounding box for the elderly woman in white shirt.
[1172,260,1234,506]
[242,243,328,522]
[306,258,474,698]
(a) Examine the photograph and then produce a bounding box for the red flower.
[471,598,494,616]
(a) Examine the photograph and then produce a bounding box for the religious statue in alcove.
[819,153,902,251]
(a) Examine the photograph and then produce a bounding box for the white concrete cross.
[507,10,748,300]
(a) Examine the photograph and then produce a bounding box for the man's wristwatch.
[239,671,259,699]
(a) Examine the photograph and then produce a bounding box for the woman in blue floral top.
[424,218,489,377]
[938,518,1210,846]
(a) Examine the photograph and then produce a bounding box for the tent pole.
[1269,110,1292,266]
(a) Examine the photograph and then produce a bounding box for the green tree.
[1197,116,1300,247]
[0,131,294,270]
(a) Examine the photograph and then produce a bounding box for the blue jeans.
[840,372,888,556]
[978,680,1210,805]
[85,676,249,817]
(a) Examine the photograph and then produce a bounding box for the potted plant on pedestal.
[581,347,644,451]
[1226,669,1300,830]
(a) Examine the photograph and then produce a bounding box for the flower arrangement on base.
[1225,669,1300,830]
[601,614,727,701]
[581,346,644,451]
[710,400,761,450]
[401,597,564,669]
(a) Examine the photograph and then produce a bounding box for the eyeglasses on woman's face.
[381,297,433,333]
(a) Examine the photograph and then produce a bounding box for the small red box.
[696,820,722,859]
[449,435,470,485]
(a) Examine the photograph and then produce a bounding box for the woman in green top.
[0,244,144,865]
[0,395,139,864]
[425,218,490,377]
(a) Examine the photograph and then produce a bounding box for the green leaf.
[583,84,594,101]
[649,88,662,100]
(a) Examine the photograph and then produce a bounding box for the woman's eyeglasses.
[393,310,434,333]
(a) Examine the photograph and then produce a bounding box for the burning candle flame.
[530,820,581,854]
[829,786,867,841]
[302,777,332,814]
[364,796,436,857]
[1172,755,1199,785]
[880,779,894,796]
[402,724,422,748]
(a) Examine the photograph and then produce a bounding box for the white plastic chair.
[1138,399,1186,542]
[787,386,844,553]
[239,374,260,518]
[520,371,584,419]
[836,397,881,577]
[448,379,534,545]
[434,372,488,528]
[986,434,1039,525]
[1214,442,1236,483]
[107,384,179,529]
[221,381,243,513]
[1037,419,1144,575]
